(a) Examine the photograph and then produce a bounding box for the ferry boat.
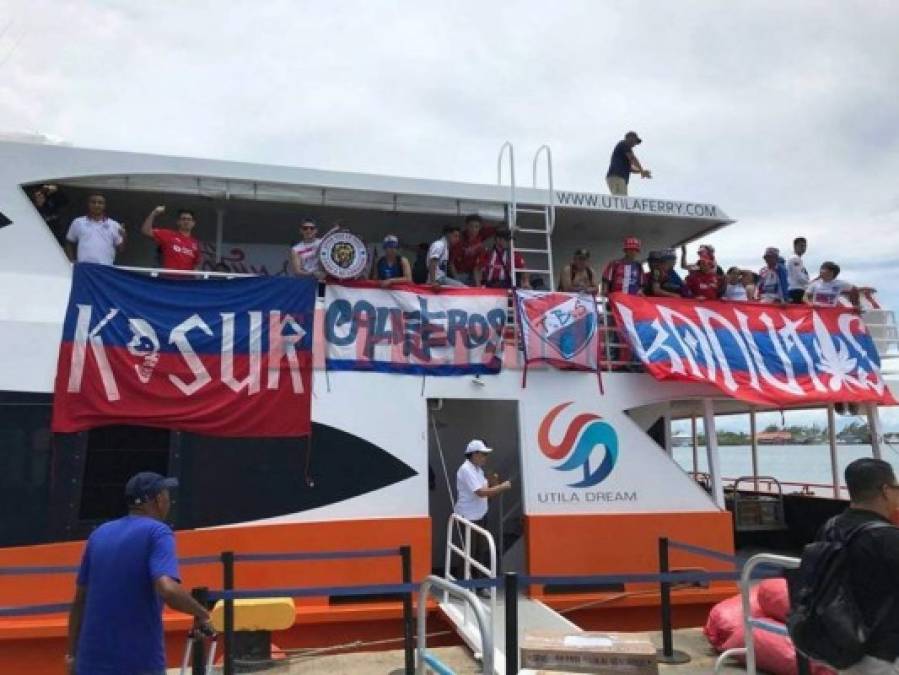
[0,137,895,674]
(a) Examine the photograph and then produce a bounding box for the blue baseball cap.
[125,471,178,505]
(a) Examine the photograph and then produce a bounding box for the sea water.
[671,443,899,489]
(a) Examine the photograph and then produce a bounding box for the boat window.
[78,425,172,522]
[0,400,53,548]
[173,424,415,530]
[23,180,506,277]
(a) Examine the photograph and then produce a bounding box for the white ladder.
[497,142,556,290]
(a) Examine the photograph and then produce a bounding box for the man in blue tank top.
[606,131,652,195]
[66,472,212,675]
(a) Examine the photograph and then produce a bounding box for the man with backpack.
[789,458,899,673]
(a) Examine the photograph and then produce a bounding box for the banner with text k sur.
[610,293,895,406]
[324,282,508,375]
[52,263,315,436]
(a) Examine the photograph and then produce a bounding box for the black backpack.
[787,518,892,669]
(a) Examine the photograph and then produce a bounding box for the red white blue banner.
[610,293,895,406]
[324,282,508,375]
[52,263,315,436]
[515,290,600,371]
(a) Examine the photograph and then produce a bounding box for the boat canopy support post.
[827,403,840,499]
[663,403,672,456]
[690,415,698,475]
[749,408,759,492]
[702,399,725,509]
[868,403,884,460]
[215,207,225,263]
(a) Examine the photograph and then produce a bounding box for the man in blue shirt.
[66,472,212,675]
[606,131,652,196]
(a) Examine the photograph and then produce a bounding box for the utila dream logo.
[538,402,619,488]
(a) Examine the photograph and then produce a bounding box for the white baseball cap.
[465,439,493,455]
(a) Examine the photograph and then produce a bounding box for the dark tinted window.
[0,403,53,547]
[175,424,416,529]
[78,425,171,521]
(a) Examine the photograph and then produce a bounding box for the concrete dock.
[168,627,747,673]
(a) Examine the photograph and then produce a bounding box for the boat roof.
[0,139,734,251]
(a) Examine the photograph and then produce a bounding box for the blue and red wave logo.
[537,402,618,488]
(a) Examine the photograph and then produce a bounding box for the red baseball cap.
[623,237,641,252]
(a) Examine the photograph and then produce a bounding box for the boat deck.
[163,627,744,673]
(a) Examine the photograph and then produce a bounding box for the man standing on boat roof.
[65,193,126,265]
[66,472,213,675]
[140,205,201,272]
[606,131,652,196]
[455,440,511,593]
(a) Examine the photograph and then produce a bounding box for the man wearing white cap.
[455,440,511,591]
[757,247,790,303]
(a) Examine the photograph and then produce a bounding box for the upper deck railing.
[101,265,899,374]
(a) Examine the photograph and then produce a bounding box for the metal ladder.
[497,142,556,290]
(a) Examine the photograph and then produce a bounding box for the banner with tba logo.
[52,263,316,436]
[324,282,508,375]
[514,290,601,371]
[610,293,896,406]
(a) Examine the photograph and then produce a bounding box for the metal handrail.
[114,264,257,279]
[418,575,494,675]
[714,553,800,675]
[532,144,556,235]
[497,141,517,232]
[444,514,498,640]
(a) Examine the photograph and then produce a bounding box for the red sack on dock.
[703,586,762,652]
[757,578,790,623]
[722,622,836,675]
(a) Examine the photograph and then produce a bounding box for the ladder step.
[513,248,550,255]
[514,227,549,234]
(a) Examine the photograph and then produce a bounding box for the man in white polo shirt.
[455,439,511,594]
[65,193,126,265]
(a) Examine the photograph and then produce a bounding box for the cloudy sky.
[2,1,898,427]
[2,2,897,277]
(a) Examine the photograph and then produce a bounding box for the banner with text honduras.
[52,263,315,436]
[324,282,508,375]
[610,293,895,406]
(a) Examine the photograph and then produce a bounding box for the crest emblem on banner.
[320,231,368,279]
[519,292,597,359]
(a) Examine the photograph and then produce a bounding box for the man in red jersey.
[602,237,645,296]
[686,250,724,300]
[141,206,201,272]
[450,214,496,286]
